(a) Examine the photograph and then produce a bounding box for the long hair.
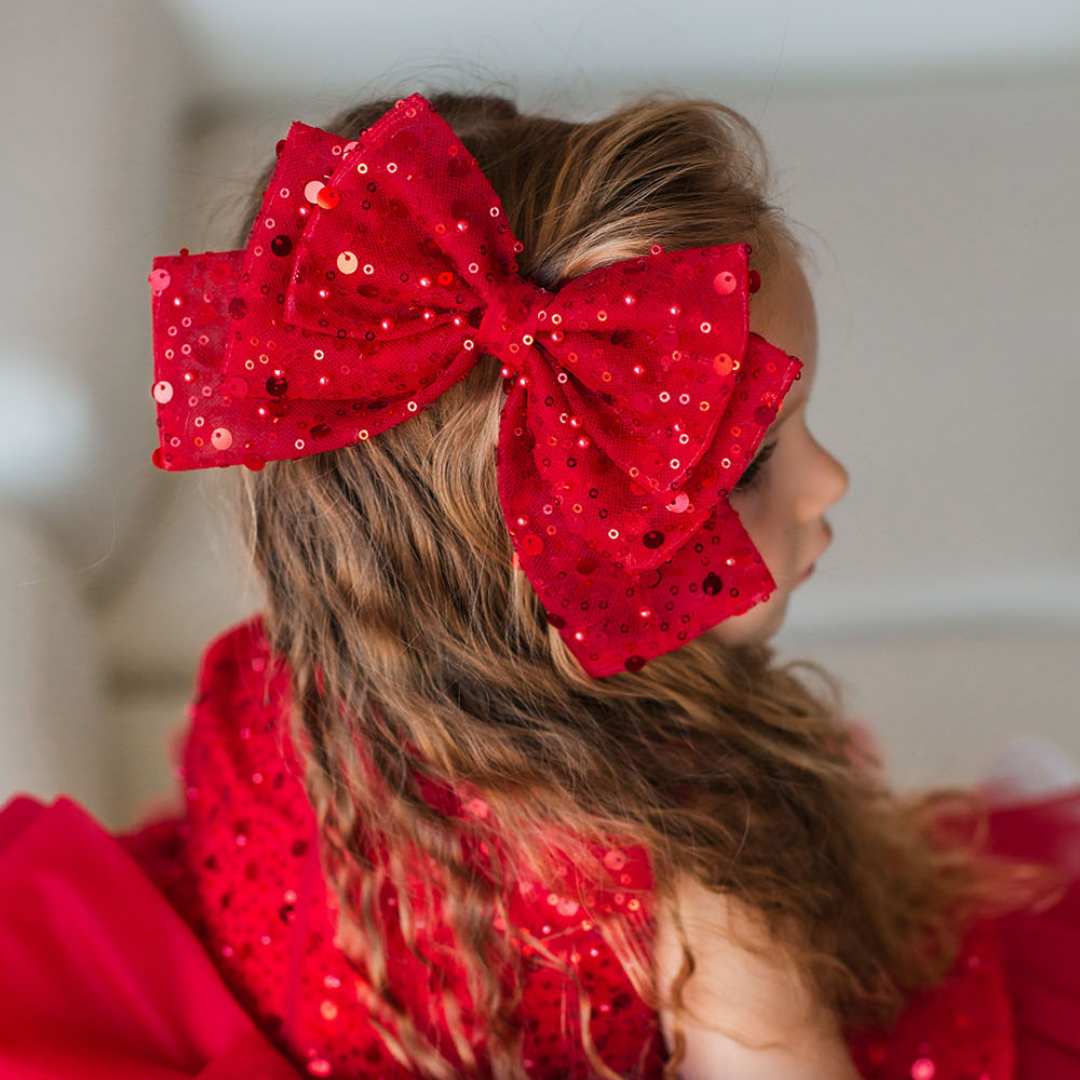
[225,86,1064,1079]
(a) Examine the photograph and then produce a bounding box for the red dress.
[2,613,1079,1079]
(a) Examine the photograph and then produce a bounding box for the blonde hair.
[227,87,1064,1079]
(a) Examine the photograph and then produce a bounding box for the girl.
[1,87,1078,1080]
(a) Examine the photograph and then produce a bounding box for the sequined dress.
[2,613,1079,1079]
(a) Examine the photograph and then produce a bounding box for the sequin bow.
[148,92,803,677]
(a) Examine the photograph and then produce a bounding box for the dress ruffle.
[0,793,301,1079]
[980,782,1080,1076]
[837,728,1080,1079]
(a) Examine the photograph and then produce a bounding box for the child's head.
[223,87,1035,1080]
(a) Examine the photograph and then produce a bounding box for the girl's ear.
[652,873,861,1079]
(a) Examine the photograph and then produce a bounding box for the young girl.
[1,87,1078,1080]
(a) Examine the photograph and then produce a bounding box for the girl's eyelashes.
[733,439,777,492]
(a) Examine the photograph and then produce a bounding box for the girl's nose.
[823,447,850,508]
[798,441,849,523]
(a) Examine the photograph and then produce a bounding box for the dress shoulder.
[181,611,308,812]
[191,611,283,719]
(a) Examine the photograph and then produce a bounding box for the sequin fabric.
[120,614,665,1079]
[147,91,803,677]
[116,613,1027,1080]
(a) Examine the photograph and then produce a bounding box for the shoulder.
[653,874,860,1079]
[654,876,805,1030]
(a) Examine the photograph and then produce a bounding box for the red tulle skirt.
[970,783,1080,1075]
[0,793,300,1079]
[2,773,1080,1078]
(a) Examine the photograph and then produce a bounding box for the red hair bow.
[148,92,802,677]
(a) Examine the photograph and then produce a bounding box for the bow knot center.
[474,280,554,372]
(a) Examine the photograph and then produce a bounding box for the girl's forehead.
[749,255,818,388]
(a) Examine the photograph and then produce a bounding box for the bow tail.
[497,379,780,677]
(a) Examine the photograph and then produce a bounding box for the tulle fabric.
[0,793,301,1079]
[979,783,1080,1075]
[841,728,1080,1078]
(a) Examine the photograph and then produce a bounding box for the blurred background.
[1,0,1077,832]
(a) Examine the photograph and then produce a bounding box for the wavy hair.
[225,86,1064,1079]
